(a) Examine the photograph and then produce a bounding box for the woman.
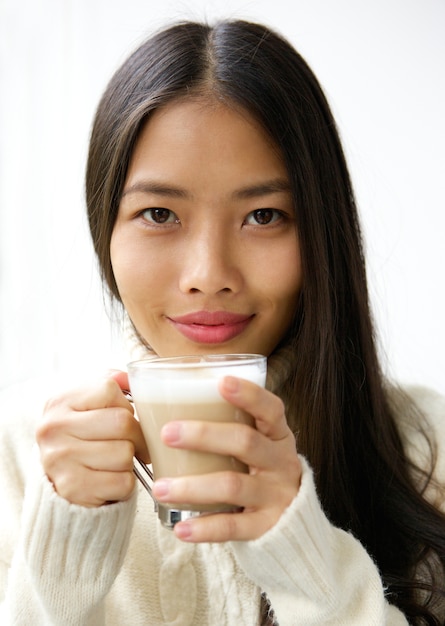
[1,19,444,625]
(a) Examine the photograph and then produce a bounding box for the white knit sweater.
[0,383,444,625]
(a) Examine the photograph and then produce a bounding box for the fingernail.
[223,376,239,394]
[153,478,172,499]
[175,521,193,541]
[161,421,182,444]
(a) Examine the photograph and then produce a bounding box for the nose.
[178,225,243,295]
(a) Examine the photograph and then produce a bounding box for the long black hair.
[86,20,445,623]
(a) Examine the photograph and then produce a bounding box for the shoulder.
[0,377,50,476]
[387,383,445,441]
[387,383,445,507]
[0,379,48,554]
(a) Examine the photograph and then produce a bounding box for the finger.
[152,471,264,510]
[108,370,131,395]
[44,378,132,413]
[45,439,137,474]
[39,406,137,442]
[152,464,298,518]
[219,376,290,440]
[160,420,271,469]
[38,406,150,463]
[174,509,274,543]
[74,408,149,462]
[55,466,136,507]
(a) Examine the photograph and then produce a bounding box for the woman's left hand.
[151,375,302,542]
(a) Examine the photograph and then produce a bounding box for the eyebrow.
[120,178,292,201]
[234,179,291,199]
[121,181,189,200]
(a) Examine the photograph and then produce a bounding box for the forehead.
[140,94,271,140]
[125,97,288,189]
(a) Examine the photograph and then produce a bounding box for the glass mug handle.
[123,389,158,512]
[133,456,158,511]
[134,456,205,528]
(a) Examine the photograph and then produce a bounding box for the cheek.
[110,234,157,301]
[261,251,302,337]
[275,275,302,326]
[258,246,302,305]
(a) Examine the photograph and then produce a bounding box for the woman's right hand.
[36,374,150,507]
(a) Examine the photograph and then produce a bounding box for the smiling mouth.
[167,311,254,344]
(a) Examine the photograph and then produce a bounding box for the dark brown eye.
[141,208,178,224]
[246,209,281,225]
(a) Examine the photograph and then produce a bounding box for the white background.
[1,0,444,403]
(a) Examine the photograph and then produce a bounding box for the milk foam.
[129,365,266,403]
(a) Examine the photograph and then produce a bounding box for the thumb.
[106,369,130,394]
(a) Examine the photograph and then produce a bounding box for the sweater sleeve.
[231,457,408,625]
[1,441,137,626]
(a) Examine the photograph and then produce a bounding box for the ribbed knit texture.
[1,344,443,623]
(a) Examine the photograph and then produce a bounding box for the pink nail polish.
[175,521,192,540]
[153,479,171,498]
[161,421,182,443]
[223,376,239,393]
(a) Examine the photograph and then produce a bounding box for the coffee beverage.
[134,400,254,513]
[128,354,267,525]
[136,400,253,477]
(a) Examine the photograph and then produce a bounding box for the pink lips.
[167,311,254,344]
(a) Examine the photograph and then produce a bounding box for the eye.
[244,209,284,226]
[140,208,179,224]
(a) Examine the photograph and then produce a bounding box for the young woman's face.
[111,99,302,357]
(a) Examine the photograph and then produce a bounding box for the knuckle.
[288,454,302,483]
[43,392,69,414]
[41,443,78,484]
[117,440,136,467]
[102,377,122,402]
[56,473,75,499]
[237,424,257,454]
[272,396,286,421]
[219,512,238,538]
[35,418,53,444]
[41,442,67,469]
[112,407,134,437]
[39,408,70,443]
[118,471,136,497]
[193,420,210,440]
[221,471,243,498]
[36,411,68,443]
[54,470,83,503]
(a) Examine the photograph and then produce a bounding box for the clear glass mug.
[128,354,267,529]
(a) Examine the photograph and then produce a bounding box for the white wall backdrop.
[1,0,444,401]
